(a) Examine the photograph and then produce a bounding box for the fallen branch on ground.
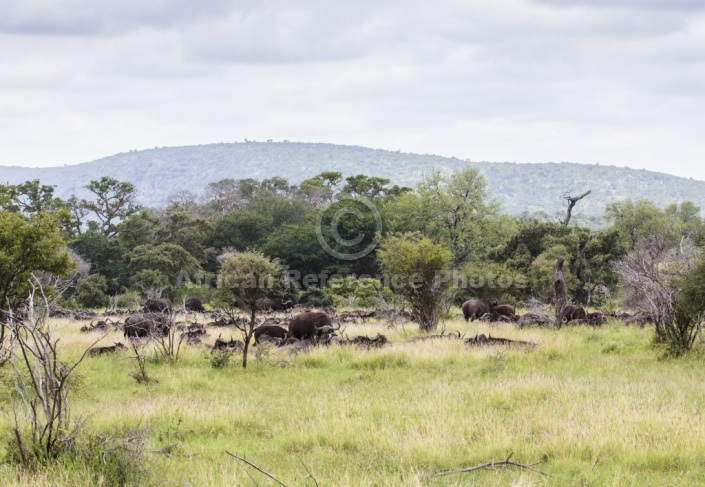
[431,453,548,477]
[226,451,289,487]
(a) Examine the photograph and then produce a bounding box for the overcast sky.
[1,0,703,179]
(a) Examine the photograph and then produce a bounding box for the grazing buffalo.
[492,304,516,320]
[211,337,244,353]
[123,313,171,338]
[287,312,339,340]
[587,311,606,326]
[88,342,127,356]
[258,297,295,312]
[562,305,587,323]
[254,325,288,343]
[185,297,205,312]
[462,299,495,321]
[517,313,547,328]
[80,319,117,333]
[142,299,172,314]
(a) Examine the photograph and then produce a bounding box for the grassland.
[2,315,705,486]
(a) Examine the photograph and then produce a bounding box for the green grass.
[2,317,705,486]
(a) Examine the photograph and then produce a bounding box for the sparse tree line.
[2,169,705,353]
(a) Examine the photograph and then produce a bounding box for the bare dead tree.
[558,190,591,226]
[7,278,103,464]
[613,234,700,352]
[554,257,567,326]
[153,307,183,362]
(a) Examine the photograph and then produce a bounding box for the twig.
[431,453,548,477]
[225,451,289,487]
[296,454,319,487]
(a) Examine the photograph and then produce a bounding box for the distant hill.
[1,141,703,219]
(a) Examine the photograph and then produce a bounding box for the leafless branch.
[432,452,548,477]
[558,189,591,226]
[296,454,319,487]
[225,451,290,487]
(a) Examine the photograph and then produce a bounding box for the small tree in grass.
[378,233,453,331]
[613,234,700,354]
[217,251,284,368]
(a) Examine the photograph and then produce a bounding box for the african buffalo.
[123,313,171,338]
[142,299,172,314]
[492,304,516,320]
[587,311,606,326]
[562,305,587,323]
[254,324,288,343]
[258,297,295,312]
[211,337,244,353]
[287,312,339,340]
[185,297,205,312]
[462,299,495,321]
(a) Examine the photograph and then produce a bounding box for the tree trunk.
[241,310,256,369]
[554,257,567,327]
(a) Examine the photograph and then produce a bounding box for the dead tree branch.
[225,451,290,487]
[296,454,320,487]
[432,452,548,477]
[558,190,591,226]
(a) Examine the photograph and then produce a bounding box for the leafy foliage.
[378,233,453,331]
[74,274,109,308]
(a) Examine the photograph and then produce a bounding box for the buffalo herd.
[78,295,646,357]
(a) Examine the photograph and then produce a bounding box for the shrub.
[299,287,334,308]
[74,274,110,309]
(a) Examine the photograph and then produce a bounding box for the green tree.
[414,169,498,265]
[130,269,170,299]
[216,251,284,368]
[605,200,671,248]
[74,274,109,308]
[297,172,343,208]
[378,234,453,331]
[82,177,138,237]
[261,223,332,277]
[666,201,704,241]
[70,230,126,294]
[0,211,72,345]
[127,243,201,283]
[0,180,64,215]
[327,276,392,308]
[209,210,273,251]
[571,228,627,304]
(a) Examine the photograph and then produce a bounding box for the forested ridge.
[2,141,703,221]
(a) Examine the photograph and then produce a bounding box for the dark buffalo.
[258,297,295,311]
[254,324,288,343]
[492,304,516,319]
[123,313,171,338]
[517,313,547,328]
[586,311,606,326]
[461,298,495,321]
[88,342,127,357]
[211,337,244,353]
[185,297,205,312]
[142,299,172,314]
[287,312,339,340]
[562,305,587,323]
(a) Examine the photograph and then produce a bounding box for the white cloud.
[0,0,703,181]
